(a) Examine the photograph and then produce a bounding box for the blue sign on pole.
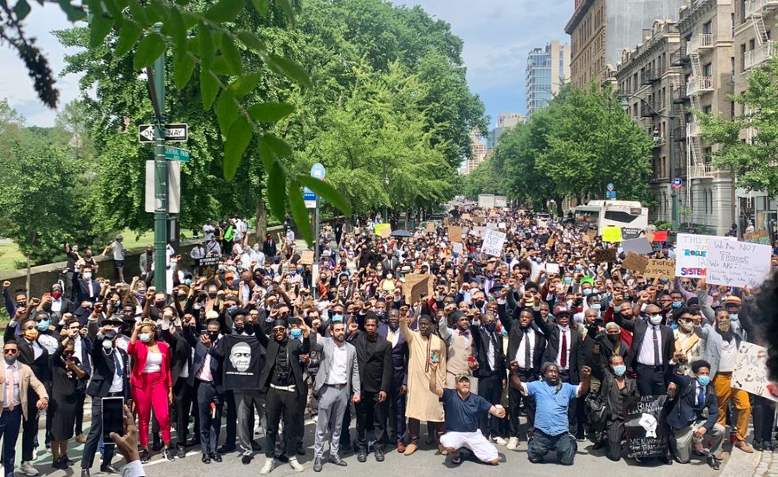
[606,190,617,199]
[303,187,316,201]
[607,183,615,192]
[310,163,326,180]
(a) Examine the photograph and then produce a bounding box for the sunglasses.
[3,349,18,354]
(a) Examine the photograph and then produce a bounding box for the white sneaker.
[260,458,275,474]
[506,437,520,450]
[20,462,39,476]
[288,457,304,472]
[493,436,508,446]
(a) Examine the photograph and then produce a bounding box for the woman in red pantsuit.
[129,320,174,462]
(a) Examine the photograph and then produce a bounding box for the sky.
[0,0,574,128]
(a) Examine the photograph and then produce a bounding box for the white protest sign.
[706,239,772,288]
[480,228,506,257]
[675,233,712,279]
[452,242,464,256]
[545,262,561,275]
[733,342,776,402]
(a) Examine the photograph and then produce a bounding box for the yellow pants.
[713,373,751,442]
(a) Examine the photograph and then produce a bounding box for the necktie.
[697,384,705,407]
[560,330,568,369]
[114,353,123,377]
[524,331,532,369]
[652,326,660,366]
[6,366,14,411]
[458,330,470,337]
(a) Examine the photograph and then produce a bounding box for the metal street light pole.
[149,23,168,292]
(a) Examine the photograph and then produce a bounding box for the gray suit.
[311,335,361,458]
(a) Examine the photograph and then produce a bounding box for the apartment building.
[676,0,735,235]
[615,20,685,224]
[526,41,571,116]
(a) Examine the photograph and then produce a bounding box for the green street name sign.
[164,146,190,162]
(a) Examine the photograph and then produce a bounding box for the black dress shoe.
[211,452,223,462]
[313,457,323,472]
[357,448,367,462]
[80,469,91,477]
[139,448,150,464]
[201,454,211,464]
[100,464,120,474]
[707,455,721,470]
[241,454,253,465]
[217,445,236,454]
[374,447,384,462]
[176,446,187,459]
[330,454,348,466]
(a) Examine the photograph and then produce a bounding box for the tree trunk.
[255,193,267,245]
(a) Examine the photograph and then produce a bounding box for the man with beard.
[257,319,311,474]
[512,362,591,465]
[311,321,361,472]
[438,310,476,391]
[615,302,674,396]
[673,310,703,376]
[377,309,409,452]
[699,309,753,453]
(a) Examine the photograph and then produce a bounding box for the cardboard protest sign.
[744,230,770,244]
[622,252,649,273]
[594,248,617,263]
[402,274,429,304]
[480,228,506,257]
[426,222,436,233]
[733,342,776,402]
[602,226,622,243]
[448,225,463,243]
[471,215,485,225]
[461,213,471,221]
[644,259,675,280]
[622,237,653,256]
[374,223,391,238]
[625,395,669,458]
[300,250,314,265]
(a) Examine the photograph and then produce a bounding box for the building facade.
[487,113,527,149]
[463,130,489,175]
[566,0,685,88]
[526,41,571,115]
[616,20,685,225]
[676,0,735,235]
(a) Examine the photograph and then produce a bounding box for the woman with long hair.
[128,319,174,462]
[49,336,88,469]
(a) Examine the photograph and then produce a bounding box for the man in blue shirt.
[429,362,506,466]
[512,362,591,465]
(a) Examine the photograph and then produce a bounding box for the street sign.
[671,178,683,189]
[138,123,189,143]
[164,146,190,162]
[310,163,326,180]
[304,187,317,209]
[144,160,181,213]
[607,183,615,192]
[606,190,617,199]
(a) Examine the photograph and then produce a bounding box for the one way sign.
[138,123,188,143]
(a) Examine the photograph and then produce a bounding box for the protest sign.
[471,216,485,225]
[675,233,713,279]
[651,230,668,242]
[461,213,471,221]
[222,335,263,390]
[594,248,617,264]
[545,262,561,275]
[676,233,772,287]
[621,227,642,240]
[403,274,430,304]
[426,222,437,233]
[622,252,649,273]
[733,342,777,402]
[300,250,314,265]
[452,242,464,256]
[644,259,675,280]
[199,256,221,268]
[622,237,653,255]
[602,226,622,243]
[625,395,669,458]
[374,223,391,238]
[744,230,770,244]
[448,225,463,243]
[481,228,506,257]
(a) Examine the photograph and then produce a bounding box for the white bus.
[574,200,649,235]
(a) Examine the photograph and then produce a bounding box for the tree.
[700,56,778,195]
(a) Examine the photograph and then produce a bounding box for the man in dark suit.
[80,317,131,477]
[666,360,723,468]
[503,306,546,449]
[614,300,674,396]
[352,313,392,463]
[471,310,506,442]
[377,310,408,452]
[162,316,196,458]
[76,266,102,304]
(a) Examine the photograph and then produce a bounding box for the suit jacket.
[77,278,102,303]
[377,323,408,386]
[471,325,506,378]
[87,340,131,400]
[127,339,172,391]
[0,362,49,420]
[666,373,718,431]
[614,312,674,373]
[505,322,546,372]
[182,328,223,388]
[163,330,193,387]
[533,309,580,383]
[352,331,392,394]
[7,332,52,385]
[312,335,361,396]
[257,333,310,398]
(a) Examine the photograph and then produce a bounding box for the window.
[703,21,712,35]
[703,63,712,77]
[740,44,746,71]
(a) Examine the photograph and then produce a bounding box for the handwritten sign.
[452,242,464,255]
[623,252,649,273]
[622,227,643,240]
[448,225,463,243]
[403,274,430,304]
[733,342,776,402]
[675,233,713,279]
[374,223,391,238]
[622,237,653,255]
[676,233,771,287]
[644,259,675,280]
[300,250,314,265]
[602,226,622,243]
[625,395,669,458]
[480,229,506,257]
[545,262,561,275]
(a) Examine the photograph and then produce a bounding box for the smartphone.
[102,396,124,442]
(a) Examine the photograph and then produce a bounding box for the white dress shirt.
[3,362,20,408]
[326,342,348,385]
[637,325,664,366]
[555,326,571,370]
[514,328,536,369]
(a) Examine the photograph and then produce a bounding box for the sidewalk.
[721,447,777,477]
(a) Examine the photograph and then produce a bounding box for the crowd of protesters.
[1,207,777,477]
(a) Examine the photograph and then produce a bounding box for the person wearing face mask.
[47,284,75,321]
[80,316,131,477]
[698,309,753,453]
[76,266,101,304]
[4,318,51,477]
[128,320,174,462]
[49,337,89,470]
[666,360,724,468]
[615,303,674,396]
[470,311,507,445]
[672,311,703,376]
[0,341,49,477]
[594,355,638,461]
[58,317,92,445]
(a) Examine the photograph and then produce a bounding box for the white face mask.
[649,314,663,326]
[83,272,92,279]
[102,339,114,350]
[139,333,152,343]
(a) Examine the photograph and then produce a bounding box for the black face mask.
[484,322,496,332]
[474,300,485,308]
[208,292,217,298]
[234,324,245,333]
[208,332,220,341]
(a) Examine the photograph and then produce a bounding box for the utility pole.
[149,23,168,293]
